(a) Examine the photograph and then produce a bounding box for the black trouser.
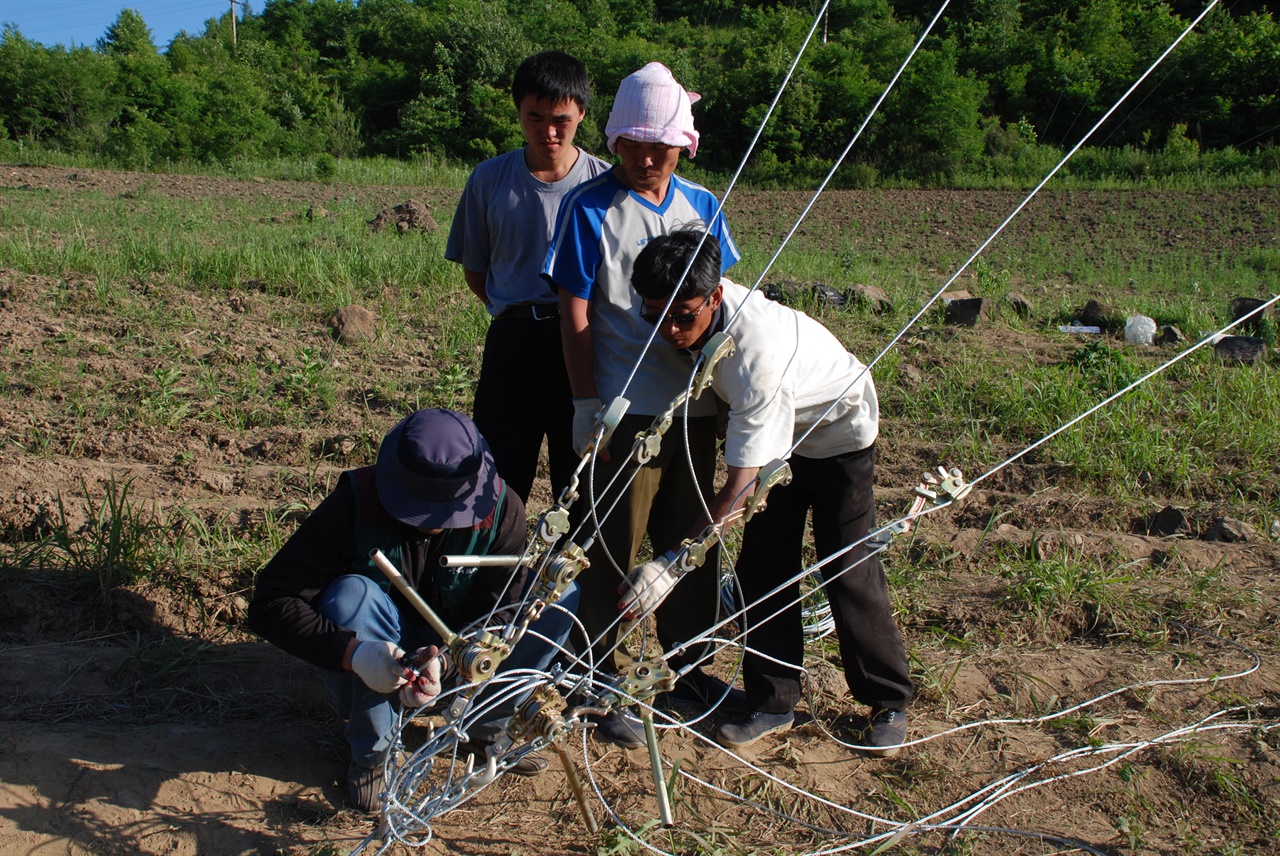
[736,444,913,715]
[471,314,575,503]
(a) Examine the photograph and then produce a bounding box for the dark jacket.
[247,466,529,672]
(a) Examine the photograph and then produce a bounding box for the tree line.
[1,0,1277,184]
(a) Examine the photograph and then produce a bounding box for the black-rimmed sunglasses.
[639,295,711,327]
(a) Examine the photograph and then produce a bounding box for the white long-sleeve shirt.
[700,278,879,468]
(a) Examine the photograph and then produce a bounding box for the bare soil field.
[1,165,1278,855]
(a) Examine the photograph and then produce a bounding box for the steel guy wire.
[721,0,953,333]
[784,0,1223,460]
[541,0,951,702]
[966,291,1280,494]
[612,0,833,408]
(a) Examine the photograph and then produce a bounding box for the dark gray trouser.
[472,315,575,504]
[574,413,721,674]
[736,444,913,715]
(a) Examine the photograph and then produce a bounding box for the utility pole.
[230,0,246,46]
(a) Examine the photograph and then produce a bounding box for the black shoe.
[714,710,795,748]
[666,667,748,713]
[346,760,383,813]
[588,708,646,749]
[459,740,550,777]
[864,708,907,758]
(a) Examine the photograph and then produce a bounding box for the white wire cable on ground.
[353,2,1276,852]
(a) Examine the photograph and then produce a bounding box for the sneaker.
[346,760,383,813]
[715,710,795,749]
[666,668,748,713]
[588,708,646,749]
[459,741,550,777]
[864,708,907,758]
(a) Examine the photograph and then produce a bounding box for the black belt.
[496,303,559,321]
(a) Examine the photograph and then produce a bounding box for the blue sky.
[0,0,239,50]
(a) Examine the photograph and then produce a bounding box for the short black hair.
[632,225,720,302]
[512,52,591,111]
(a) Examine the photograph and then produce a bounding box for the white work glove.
[572,397,604,456]
[399,645,445,708]
[350,640,409,694]
[618,550,681,620]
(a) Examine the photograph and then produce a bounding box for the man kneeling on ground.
[249,408,578,812]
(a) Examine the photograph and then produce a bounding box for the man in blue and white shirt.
[543,63,743,748]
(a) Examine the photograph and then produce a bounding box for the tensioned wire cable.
[782,0,1224,461]
[562,0,1253,746]
[370,2,1275,851]
[562,0,952,675]
[653,293,1279,719]
[545,0,946,684]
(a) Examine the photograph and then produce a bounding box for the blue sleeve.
[676,177,740,273]
[542,192,607,301]
[710,208,740,275]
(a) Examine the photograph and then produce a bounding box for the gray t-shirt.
[446,147,610,317]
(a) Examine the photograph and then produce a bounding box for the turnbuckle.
[913,465,972,506]
[524,543,589,622]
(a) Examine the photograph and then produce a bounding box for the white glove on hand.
[572,397,604,456]
[399,645,444,708]
[618,551,680,620]
[350,640,409,694]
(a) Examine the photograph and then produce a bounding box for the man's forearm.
[687,464,760,542]
[463,268,488,304]
[559,290,597,398]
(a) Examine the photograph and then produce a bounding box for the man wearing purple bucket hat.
[248,409,578,812]
[543,63,743,748]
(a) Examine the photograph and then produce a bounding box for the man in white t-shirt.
[446,52,610,502]
[620,227,914,757]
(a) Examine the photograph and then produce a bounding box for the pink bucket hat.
[605,62,701,159]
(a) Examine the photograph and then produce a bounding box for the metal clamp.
[584,395,629,459]
[690,331,735,400]
[673,530,720,575]
[611,659,676,707]
[743,459,793,522]
[525,543,589,621]
[634,410,673,465]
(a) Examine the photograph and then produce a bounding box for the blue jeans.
[316,574,579,767]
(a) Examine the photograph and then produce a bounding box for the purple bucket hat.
[375,409,499,529]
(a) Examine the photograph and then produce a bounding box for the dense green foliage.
[1,0,1277,184]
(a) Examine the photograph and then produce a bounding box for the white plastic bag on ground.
[1124,314,1157,345]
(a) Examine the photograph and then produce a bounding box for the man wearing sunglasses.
[543,63,743,748]
[620,226,914,757]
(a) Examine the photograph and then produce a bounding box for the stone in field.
[1230,296,1270,336]
[761,283,789,304]
[811,283,848,309]
[1004,292,1033,318]
[1214,336,1266,365]
[849,284,892,314]
[1201,517,1257,543]
[945,297,994,327]
[1079,299,1123,332]
[330,305,378,343]
[1134,505,1187,537]
[1155,325,1185,345]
